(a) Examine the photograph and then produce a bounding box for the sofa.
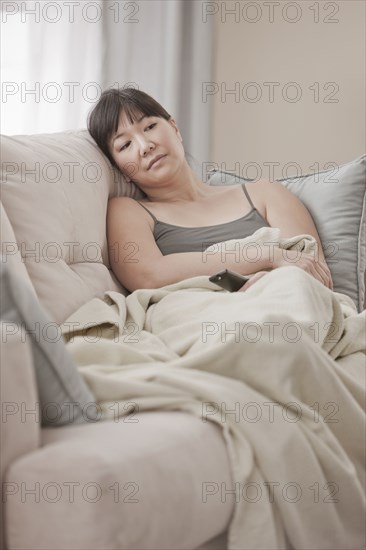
[1,129,365,550]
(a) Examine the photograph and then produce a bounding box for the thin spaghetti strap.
[137,202,159,223]
[241,183,255,210]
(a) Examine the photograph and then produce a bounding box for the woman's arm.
[258,180,327,262]
[256,180,333,289]
[107,197,277,292]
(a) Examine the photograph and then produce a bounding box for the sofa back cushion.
[1,130,144,324]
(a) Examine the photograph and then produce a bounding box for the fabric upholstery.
[5,411,233,550]
[0,130,143,324]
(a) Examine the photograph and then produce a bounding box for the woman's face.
[109,110,185,186]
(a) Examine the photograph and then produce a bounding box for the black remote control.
[209,269,249,292]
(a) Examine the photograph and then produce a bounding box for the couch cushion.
[0,260,97,427]
[5,411,233,550]
[208,155,366,312]
[0,130,144,324]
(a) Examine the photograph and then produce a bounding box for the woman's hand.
[273,248,333,290]
[239,249,334,292]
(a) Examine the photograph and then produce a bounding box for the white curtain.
[1,0,214,165]
[0,0,104,134]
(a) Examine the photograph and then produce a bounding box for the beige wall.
[210,0,365,180]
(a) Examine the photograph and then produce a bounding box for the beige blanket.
[62,228,366,550]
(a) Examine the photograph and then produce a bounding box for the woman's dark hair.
[87,87,172,168]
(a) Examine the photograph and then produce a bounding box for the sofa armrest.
[0,321,41,549]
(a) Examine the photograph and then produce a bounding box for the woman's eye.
[118,123,156,152]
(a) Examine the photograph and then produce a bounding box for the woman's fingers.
[238,260,334,294]
[294,252,332,289]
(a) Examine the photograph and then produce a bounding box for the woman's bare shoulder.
[108,195,141,204]
[244,179,270,208]
[108,195,145,210]
[107,196,155,230]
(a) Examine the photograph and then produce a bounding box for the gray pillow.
[0,259,99,426]
[207,154,366,312]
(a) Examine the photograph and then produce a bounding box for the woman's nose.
[139,138,154,156]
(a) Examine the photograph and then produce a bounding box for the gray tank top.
[137,183,270,255]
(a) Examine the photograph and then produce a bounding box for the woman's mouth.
[148,155,167,170]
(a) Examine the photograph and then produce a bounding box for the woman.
[88,88,333,293]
